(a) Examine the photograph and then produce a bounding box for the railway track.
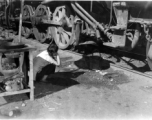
[1,27,152,79]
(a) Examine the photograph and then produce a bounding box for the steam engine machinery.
[0,0,152,70]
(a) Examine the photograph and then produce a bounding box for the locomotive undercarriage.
[1,0,152,70]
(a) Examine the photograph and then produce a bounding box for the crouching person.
[33,43,60,82]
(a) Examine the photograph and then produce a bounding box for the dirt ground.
[0,40,152,119]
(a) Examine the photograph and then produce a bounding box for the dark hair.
[47,43,58,57]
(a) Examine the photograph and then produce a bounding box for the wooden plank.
[0,72,24,83]
[0,46,36,53]
[0,89,30,97]
[13,36,48,50]
[29,51,34,101]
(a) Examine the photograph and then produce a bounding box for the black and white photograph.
[0,0,152,119]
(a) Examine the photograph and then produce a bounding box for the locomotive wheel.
[21,5,33,38]
[33,5,51,43]
[50,27,72,49]
[52,6,73,49]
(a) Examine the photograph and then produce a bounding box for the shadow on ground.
[34,70,83,99]
[1,53,116,106]
[74,55,113,70]
[0,71,84,106]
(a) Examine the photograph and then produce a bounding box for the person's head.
[47,43,58,57]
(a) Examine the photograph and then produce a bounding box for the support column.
[29,50,34,101]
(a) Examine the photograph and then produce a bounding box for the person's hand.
[53,56,57,61]
[52,53,58,60]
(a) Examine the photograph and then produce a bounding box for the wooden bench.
[0,44,36,101]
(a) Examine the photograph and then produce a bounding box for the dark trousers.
[33,57,56,81]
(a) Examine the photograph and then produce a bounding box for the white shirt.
[37,50,55,64]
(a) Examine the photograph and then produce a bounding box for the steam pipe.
[74,2,100,28]
[90,0,93,12]
[71,3,96,29]
[73,2,112,39]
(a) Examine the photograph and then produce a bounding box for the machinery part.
[33,4,51,42]
[0,4,5,26]
[5,0,16,28]
[5,3,12,28]
[143,24,152,70]
[71,2,112,40]
[71,3,95,30]
[146,28,152,70]
[70,16,82,46]
[21,26,31,38]
[82,22,90,35]
[33,27,49,43]
[35,4,51,21]
[21,5,33,38]
[0,12,4,26]
[144,24,152,43]
[130,26,140,49]
[126,24,141,50]
[146,41,152,70]
[81,21,95,37]
[52,5,73,49]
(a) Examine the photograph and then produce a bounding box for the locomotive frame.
[1,0,152,70]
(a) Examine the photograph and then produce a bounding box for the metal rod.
[73,2,112,39]
[90,0,93,12]
[71,3,96,29]
[18,0,24,43]
[41,0,54,4]
[75,2,100,27]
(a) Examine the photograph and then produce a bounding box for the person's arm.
[56,55,60,66]
[50,55,60,66]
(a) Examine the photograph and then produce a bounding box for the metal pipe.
[90,0,93,12]
[74,2,112,39]
[75,2,97,24]
[41,0,54,4]
[71,3,96,29]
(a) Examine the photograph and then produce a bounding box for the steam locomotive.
[1,0,152,70]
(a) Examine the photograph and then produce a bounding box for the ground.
[0,39,152,119]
